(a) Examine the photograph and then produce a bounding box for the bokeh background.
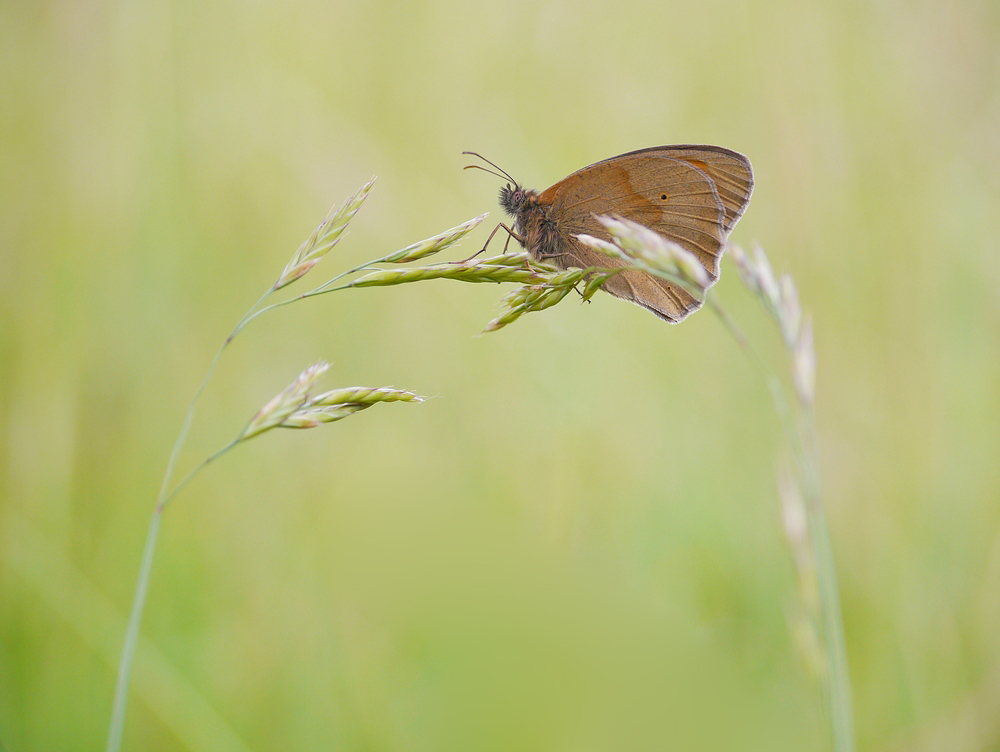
[2,0,999,750]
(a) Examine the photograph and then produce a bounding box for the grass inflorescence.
[110,180,853,752]
[108,182,483,752]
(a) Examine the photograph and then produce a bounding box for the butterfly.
[466,145,753,322]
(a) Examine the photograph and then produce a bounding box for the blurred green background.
[2,0,999,749]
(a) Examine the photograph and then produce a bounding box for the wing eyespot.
[660,194,667,200]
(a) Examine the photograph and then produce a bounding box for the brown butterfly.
[465,145,753,323]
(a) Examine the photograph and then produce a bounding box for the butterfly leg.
[490,222,524,253]
[449,222,525,264]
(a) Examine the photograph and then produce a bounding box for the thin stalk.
[703,291,800,456]
[106,439,240,752]
[106,509,161,752]
[712,292,853,752]
[106,286,272,752]
[641,268,854,752]
[159,287,271,504]
[800,411,855,752]
[229,262,385,337]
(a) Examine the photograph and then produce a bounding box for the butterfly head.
[498,183,531,217]
[462,152,535,218]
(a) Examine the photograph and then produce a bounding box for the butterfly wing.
[640,145,754,233]
[538,146,753,323]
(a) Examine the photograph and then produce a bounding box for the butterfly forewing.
[655,146,754,232]
[542,157,726,265]
[547,145,752,229]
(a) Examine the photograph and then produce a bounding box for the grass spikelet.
[345,262,548,288]
[275,178,376,290]
[241,369,426,440]
[383,213,489,263]
[240,362,330,440]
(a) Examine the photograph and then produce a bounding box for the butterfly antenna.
[462,151,517,184]
[463,163,511,182]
